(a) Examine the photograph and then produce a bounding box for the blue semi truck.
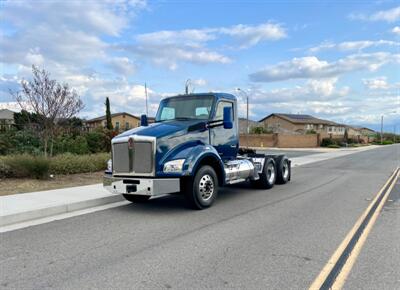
[104,93,291,209]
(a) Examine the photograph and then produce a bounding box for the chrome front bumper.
[103,174,180,196]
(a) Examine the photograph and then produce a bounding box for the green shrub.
[85,130,107,153]
[53,134,89,155]
[0,159,11,178]
[0,130,42,155]
[382,140,393,145]
[0,154,50,179]
[250,126,272,134]
[327,144,340,148]
[321,138,336,147]
[49,153,109,174]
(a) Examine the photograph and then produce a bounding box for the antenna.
[145,82,149,116]
[185,79,192,94]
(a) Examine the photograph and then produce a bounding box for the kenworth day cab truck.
[104,93,291,209]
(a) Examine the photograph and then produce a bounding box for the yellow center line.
[309,167,400,290]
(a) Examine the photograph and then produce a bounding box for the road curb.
[0,194,125,227]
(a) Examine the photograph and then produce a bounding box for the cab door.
[210,100,238,160]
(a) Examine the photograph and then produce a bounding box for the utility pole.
[380,115,383,144]
[144,82,149,116]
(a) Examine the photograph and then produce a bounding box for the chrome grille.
[112,142,130,173]
[112,138,154,175]
[133,141,153,173]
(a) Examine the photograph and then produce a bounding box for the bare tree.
[11,65,84,156]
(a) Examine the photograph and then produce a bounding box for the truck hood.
[114,119,206,140]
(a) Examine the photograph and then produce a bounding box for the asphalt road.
[1,145,399,289]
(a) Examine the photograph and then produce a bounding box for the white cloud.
[370,6,400,22]
[249,52,400,82]
[309,40,400,53]
[392,26,400,35]
[363,77,389,90]
[350,6,400,22]
[129,22,285,69]
[107,57,136,76]
[0,1,145,73]
[191,79,207,86]
[132,44,230,70]
[363,76,400,90]
[219,22,286,48]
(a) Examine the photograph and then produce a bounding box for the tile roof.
[85,112,139,123]
[259,113,339,125]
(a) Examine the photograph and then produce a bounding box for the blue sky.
[0,0,399,131]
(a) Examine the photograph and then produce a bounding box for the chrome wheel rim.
[282,161,289,179]
[199,174,214,201]
[267,163,275,184]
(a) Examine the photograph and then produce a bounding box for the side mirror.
[140,114,148,126]
[223,107,233,129]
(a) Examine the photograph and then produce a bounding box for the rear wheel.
[122,194,150,203]
[183,165,218,209]
[252,158,276,189]
[276,156,290,184]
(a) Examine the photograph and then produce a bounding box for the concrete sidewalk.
[0,184,123,227]
[0,145,385,228]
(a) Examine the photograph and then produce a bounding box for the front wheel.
[183,165,218,210]
[122,194,150,203]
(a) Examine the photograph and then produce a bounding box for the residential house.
[0,109,15,131]
[259,113,345,135]
[345,126,362,139]
[85,112,141,131]
[358,127,376,136]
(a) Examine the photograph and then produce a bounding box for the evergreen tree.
[105,97,113,130]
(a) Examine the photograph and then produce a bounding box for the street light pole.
[237,88,249,148]
[381,115,383,144]
[144,82,149,116]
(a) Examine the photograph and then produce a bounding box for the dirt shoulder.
[0,171,103,196]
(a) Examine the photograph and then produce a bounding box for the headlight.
[163,159,185,173]
[107,159,112,172]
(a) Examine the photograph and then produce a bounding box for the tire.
[251,158,276,189]
[184,165,218,210]
[122,194,150,203]
[276,156,291,184]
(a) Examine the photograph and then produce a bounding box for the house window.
[115,121,120,130]
[125,122,129,130]
[319,124,323,129]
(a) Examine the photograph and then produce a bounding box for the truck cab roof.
[163,92,237,102]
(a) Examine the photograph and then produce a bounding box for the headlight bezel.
[107,159,112,172]
[163,159,185,173]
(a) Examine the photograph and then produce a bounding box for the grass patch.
[0,153,110,179]
[0,171,104,196]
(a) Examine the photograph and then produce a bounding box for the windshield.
[156,96,214,122]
